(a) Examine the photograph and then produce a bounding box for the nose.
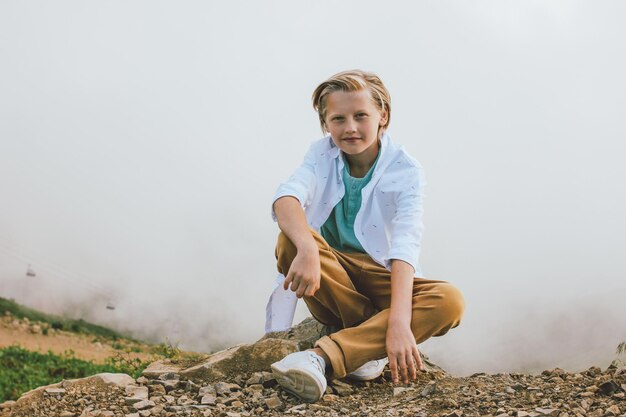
[345,118,357,133]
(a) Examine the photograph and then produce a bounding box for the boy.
[269,70,464,402]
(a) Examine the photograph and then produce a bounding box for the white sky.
[1,1,625,375]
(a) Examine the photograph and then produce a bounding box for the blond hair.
[312,69,391,134]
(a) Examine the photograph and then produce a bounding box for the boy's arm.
[386,259,424,384]
[273,196,321,298]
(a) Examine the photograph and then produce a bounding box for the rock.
[605,405,621,416]
[199,385,217,397]
[200,394,216,405]
[141,361,185,379]
[181,339,299,380]
[157,372,180,381]
[330,380,353,396]
[148,384,166,396]
[0,401,16,410]
[215,381,241,395]
[598,380,620,396]
[125,386,149,399]
[132,400,156,411]
[124,414,139,417]
[393,387,413,397]
[264,396,283,410]
[421,383,436,397]
[44,388,66,396]
[154,379,179,392]
[245,372,265,385]
[96,373,136,388]
[585,366,602,377]
[59,412,76,417]
[535,408,559,416]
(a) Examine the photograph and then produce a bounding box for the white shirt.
[265,132,426,332]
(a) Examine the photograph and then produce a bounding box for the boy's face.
[324,89,388,158]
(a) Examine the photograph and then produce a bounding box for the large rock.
[143,317,444,382]
[16,373,135,403]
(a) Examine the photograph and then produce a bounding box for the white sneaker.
[347,357,389,381]
[271,351,327,402]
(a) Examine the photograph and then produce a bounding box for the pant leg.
[275,228,376,329]
[315,257,465,378]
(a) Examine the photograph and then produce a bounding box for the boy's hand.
[386,323,424,384]
[283,245,321,298]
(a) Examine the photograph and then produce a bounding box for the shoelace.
[308,352,326,374]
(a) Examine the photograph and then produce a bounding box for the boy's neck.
[343,140,380,178]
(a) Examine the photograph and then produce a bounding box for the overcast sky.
[1,1,625,375]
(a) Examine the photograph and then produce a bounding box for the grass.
[0,345,150,402]
[0,297,131,341]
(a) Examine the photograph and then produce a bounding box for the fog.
[1,1,625,375]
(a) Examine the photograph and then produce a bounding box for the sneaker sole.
[270,362,325,403]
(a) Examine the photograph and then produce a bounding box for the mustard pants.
[275,228,465,379]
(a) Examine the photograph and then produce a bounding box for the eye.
[332,116,344,122]
[355,113,368,119]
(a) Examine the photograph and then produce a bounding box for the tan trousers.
[275,228,465,379]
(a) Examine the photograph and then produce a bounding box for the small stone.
[265,396,283,410]
[148,384,165,396]
[604,405,620,416]
[321,394,338,402]
[506,387,516,394]
[518,412,531,417]
[393,387,408,396]
[330,380,353,396]
[138,411,151,417]
[231,400,244,407]
[444,411,463,417]
[245,372,264,385]
[124,414,139,417]
[287,404,307,412]
[201,394,216,405]
[586,367,601,377]
[136,376,149,384]
[60,412,77,417]
[421,383,436,397]
[199,385,217,396]
[44,388,67,396]
[157,372,180,381]
[535,408,559,416]
[598,380,619,396]
[133,400,156,411]
[215,381,241,395]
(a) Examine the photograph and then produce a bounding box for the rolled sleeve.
[270,143,317,222]
[384,165,425,273]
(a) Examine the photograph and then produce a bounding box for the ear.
[379,109,389,126]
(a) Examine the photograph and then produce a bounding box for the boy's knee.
[428,283,465,335]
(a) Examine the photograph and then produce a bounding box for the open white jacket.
[265,133,426,332]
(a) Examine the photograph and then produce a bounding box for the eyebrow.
[327,109,369,118]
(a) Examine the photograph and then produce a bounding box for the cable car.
[106,300,115,310]
[26,264,36,277]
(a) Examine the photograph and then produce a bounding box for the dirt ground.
[0,315,154,363]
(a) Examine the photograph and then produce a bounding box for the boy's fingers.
[388,355,399,383]
[283,272,293,290]
[406,354,417,380]
[396,353,407,383]
[413,347,424,371]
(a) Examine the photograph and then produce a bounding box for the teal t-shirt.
[320,152,380,253]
